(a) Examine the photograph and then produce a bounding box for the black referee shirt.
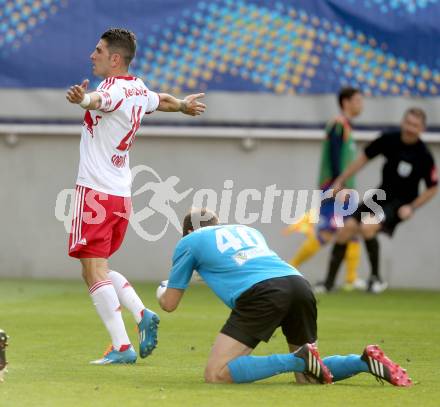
[364,131,438,204]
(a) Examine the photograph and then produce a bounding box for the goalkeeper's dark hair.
[182,208,219,237]
[101,28,136,66]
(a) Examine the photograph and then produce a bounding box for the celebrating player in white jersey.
[66,28,206,365]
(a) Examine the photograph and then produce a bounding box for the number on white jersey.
[117,105,142,152]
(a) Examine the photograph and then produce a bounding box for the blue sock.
[323,355,369,382]
[227,354,306,383]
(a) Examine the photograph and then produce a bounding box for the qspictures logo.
[55,165,386,242]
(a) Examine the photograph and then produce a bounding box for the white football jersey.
[76,76,159,197]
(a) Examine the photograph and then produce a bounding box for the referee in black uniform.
[320,108,438,293]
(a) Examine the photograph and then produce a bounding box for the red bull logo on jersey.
[83,110,102,137]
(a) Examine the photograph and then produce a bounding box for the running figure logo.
[130,165,193,241]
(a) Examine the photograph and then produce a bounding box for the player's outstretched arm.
[157,93,206,116]
[66,79,101,110]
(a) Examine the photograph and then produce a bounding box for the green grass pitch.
[0,279,439,407]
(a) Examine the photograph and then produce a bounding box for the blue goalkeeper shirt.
[167,225,302,308]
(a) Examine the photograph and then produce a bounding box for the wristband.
[79,93,91,108]
[156,280,168,300]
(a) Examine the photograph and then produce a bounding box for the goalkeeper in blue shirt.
[156,208,412,387]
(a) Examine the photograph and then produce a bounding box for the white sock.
[108,270,146,324]
[89,280,131,351]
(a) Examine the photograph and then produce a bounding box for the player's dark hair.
[182,208,219,237]
[101,28,136,66]
[338,87,361,108]
[404,107,427,126]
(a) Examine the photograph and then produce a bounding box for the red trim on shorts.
[70,186,86,251]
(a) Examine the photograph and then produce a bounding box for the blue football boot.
[90,345,137,365]
[138,309,160,358]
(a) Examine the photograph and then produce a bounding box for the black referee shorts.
[349,197,404,236]
[221,275,317,349]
